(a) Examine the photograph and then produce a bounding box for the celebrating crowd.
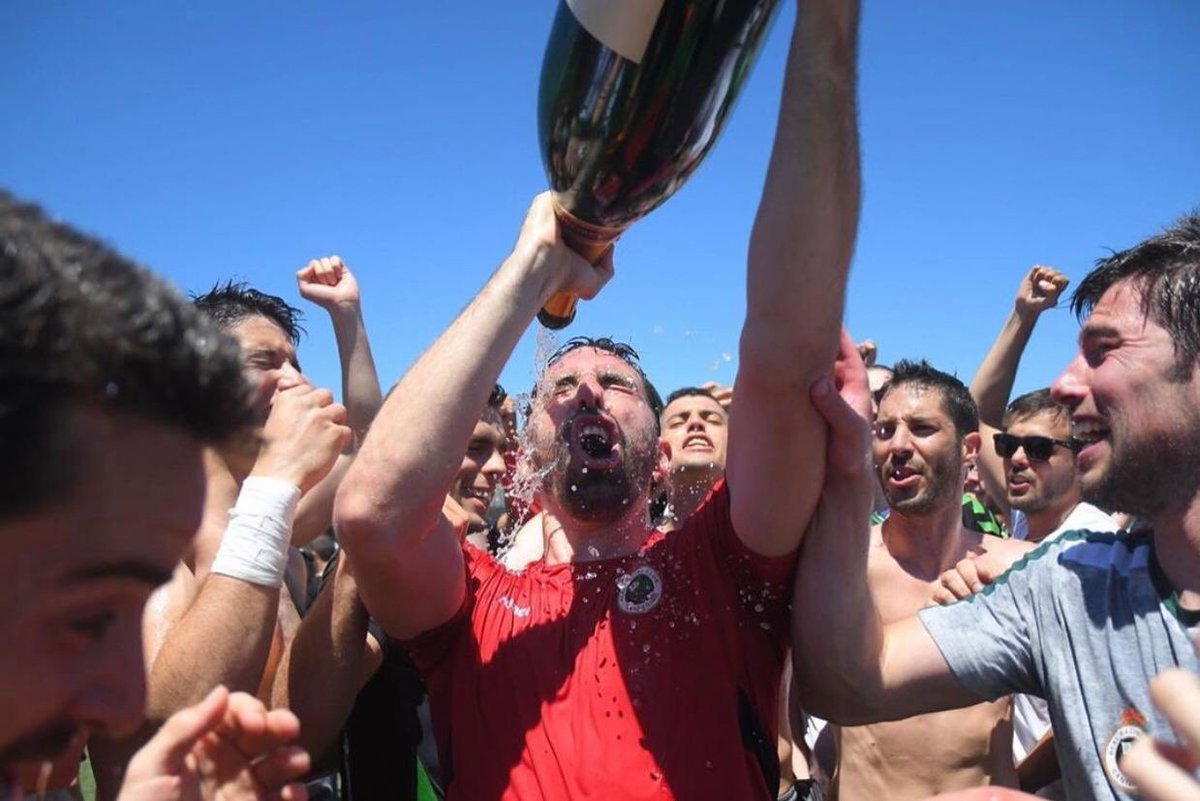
[3,2,1199,801]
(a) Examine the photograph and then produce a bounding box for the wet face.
[1052,280,1200,516]
[1002,411,1079,514]
[227,315,304,425]
[447,408,509,533]
[660,394,728,479]
[0,407,203,774]
[874,384,974,516]
[526,348,663,524]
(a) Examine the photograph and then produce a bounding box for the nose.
[686,416,706,433]
[1051,354,1088,411]
[1009,446,1030,469]
[482,448,507,485]
[573,373,603,409]
[277,361,308,390]
[888,426,913,459]
[73,632,148,739]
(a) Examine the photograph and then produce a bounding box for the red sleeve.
[399,541,492,675]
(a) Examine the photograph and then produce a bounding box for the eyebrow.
[1079,323,1120,343]
[66,560,174,587]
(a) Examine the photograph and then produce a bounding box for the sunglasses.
[993,432,1082,462]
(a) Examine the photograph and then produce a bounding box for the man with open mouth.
[793,212,1200,801]
[332,1,863,797]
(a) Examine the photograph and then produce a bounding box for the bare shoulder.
[972,535,1036,578]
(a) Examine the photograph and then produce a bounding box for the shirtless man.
[0,191,308,801]
[793,213,1200,801]
[829,359,1029,800]
[91,260,379,797]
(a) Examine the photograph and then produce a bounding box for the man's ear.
[962,431,982,463]
[653,438,672,486]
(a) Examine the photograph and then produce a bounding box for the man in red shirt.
[335,1,861,797]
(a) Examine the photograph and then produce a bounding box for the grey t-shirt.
[919,529,1200,800]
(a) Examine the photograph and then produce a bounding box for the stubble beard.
[536,425,658,525]
[1084,423,1200,518]
[884,454,964,517]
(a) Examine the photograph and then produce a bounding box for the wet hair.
[0,191,254,518]
[1003,388,1069,429]
[880,359,979,438]
[541,336,665,430]
[487,383,507,409]
[192,280,305,346]
[1072,211,1200,380]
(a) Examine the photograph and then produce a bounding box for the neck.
[1149,493,1200,611]
[666,469,721,526]
[541,495,654,566]
[882,501,978,580]
[1023,493,1082,543]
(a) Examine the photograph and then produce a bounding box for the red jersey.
[404,482,796,800]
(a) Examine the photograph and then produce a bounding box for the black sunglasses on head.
[993,432,1082,462]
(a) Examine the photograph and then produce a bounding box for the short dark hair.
[663,386,720,409]
[1072,211,1200,380]
[487,383,508,410]
[1003,388,1069,429]
[541,336,664,428]
[192,280,305,346]
[0,191,254,517]
[880,359,979,438]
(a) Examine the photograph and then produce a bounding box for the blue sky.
[4,2,1198,406]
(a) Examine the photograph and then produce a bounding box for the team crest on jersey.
[616,565,663,614]
[1103,707,1147,793]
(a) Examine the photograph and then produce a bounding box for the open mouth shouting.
[568,414,622,469]
[885,462,921,492]
[681,433,714,452]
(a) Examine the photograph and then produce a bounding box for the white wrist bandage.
[210,476,301,587]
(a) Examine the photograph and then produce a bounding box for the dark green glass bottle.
[536,0,782,328]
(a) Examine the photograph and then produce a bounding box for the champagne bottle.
[537,0,782,328]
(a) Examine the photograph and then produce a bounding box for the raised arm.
[970,266,1069,515]
[148,385,349,717]
[271,554,382,764]
[791,333,979,725]
[727,0,861,556]
[335,196,608,640]
[292,256,384,545]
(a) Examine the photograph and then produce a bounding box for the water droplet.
[570,484,578,492]
[642,643,651,654]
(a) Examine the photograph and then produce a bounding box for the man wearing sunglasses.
[970,266,1118,547]
[794,215,1200,801]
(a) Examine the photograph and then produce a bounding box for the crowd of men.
[3,2,1199,800]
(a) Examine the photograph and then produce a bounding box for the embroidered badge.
[1103,707,1147,793]
[616,565,663,615]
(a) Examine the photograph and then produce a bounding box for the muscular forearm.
[272,563,379,760]
[745,0,859,348]
[146,577,279,719]
[971,309,1037,428]
[791,478,885,724]
[728,0,860,554]
[337,252,555,552]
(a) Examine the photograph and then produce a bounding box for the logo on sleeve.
[616,565,663,615]
[1102,707,1147,793]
